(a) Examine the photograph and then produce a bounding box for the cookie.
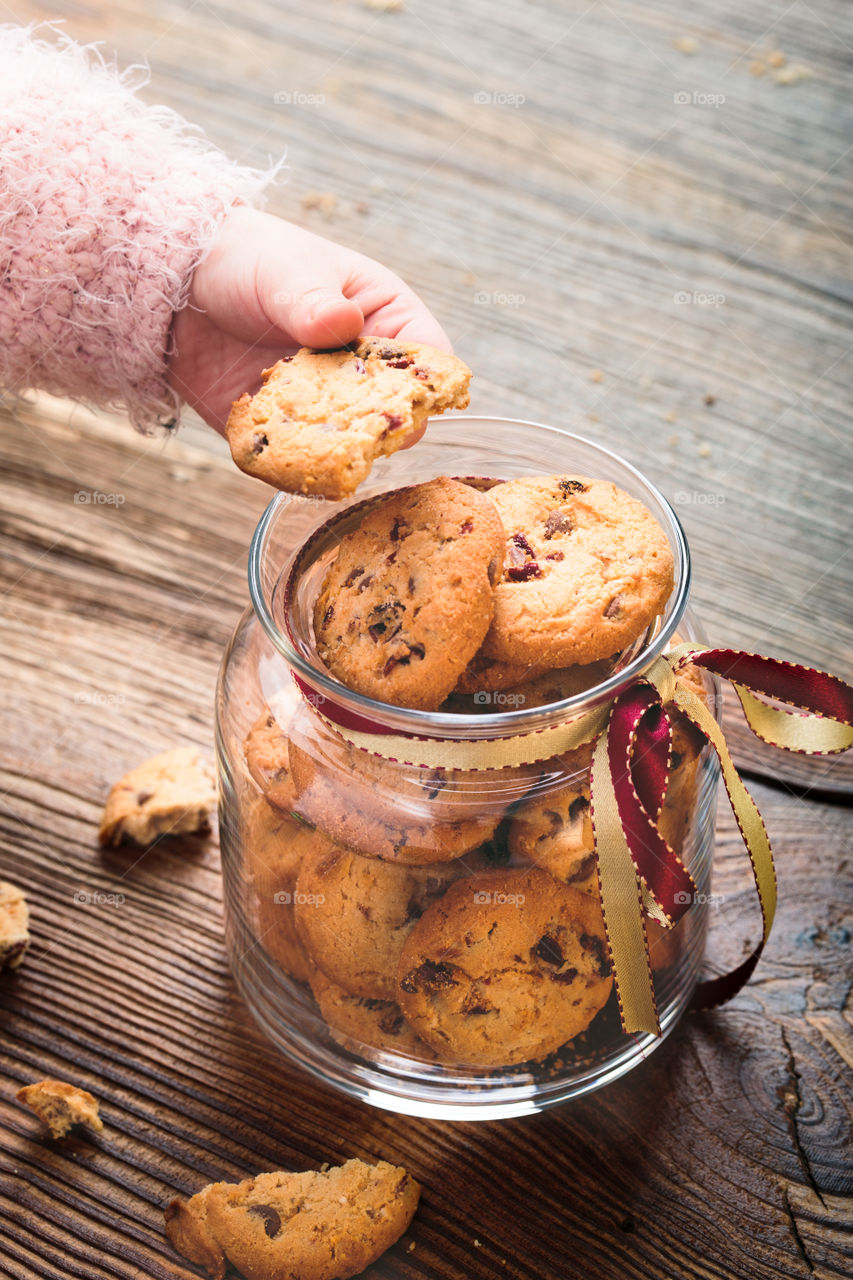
[287,707,506,864]
[445,657,616,713]
[452,653,552,695]
[481,475,674,666]
[508,747,597,891]
[226,337,471,500]
[98,747,217,847]
[314,477,505,710]
[244,710,298,814]
[397,867,613,1066]
[0,881,30,970]
[165,1159,420,1280]
[243,791,339,984]
[308,963,436,1061]
[295,841,468,999]
[16,1079,103,1139]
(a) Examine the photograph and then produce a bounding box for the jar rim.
[247,416,692,739]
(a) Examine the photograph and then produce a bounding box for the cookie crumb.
[698,441,712,458]
[702,393,716,406]
[302,191,339,216]
[664,410,677,424]
[98,747,217,847]
[590,369,604,383]
[668,433,680,447]
[0,882,30,971]
[16,1079,103,1139]
[407,1241,416,1252]
[673,35,699,55]
[773,63,813,85]
[474,1238,483,1248]
[767,49,786,68]
[748,59,766,77]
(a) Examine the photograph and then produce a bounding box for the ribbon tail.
[733,683,853,755]
[671,685,778,1010]
[591,728,660,1036]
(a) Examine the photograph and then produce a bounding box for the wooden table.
[1,2,851,1277]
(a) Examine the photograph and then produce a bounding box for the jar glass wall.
[216,418,720,1120]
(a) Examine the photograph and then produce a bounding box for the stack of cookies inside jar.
[239,473,709,1072]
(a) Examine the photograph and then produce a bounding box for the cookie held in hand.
[165,1159,419,1280]
[314,477,505,710]
[226,337,471,499]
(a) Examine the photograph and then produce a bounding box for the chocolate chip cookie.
[287,705,507,864]
[314,477,505,710]
[308,963,436,1061]
[244,708,298,814]
[481,475,674,666]
[226,337,471,500]
[295,841,468,999]
[397,867,613,1066]
[165,1158,420,1280]
[508,747,597,891]
[98,747,217,847]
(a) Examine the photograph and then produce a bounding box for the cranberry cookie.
[165,1159,419,1280]
[397,867,613,1066]
[226,337,471,500]
[481,475,674,666]
[314,477,504,710]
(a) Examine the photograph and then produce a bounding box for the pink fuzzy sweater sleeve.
[0,26,277,430]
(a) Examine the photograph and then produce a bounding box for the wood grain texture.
[2,1,852,1277]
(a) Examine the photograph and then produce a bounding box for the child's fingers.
[268,283,364,349]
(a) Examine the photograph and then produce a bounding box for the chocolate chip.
[533,934,564,966]
[378,1009,405,1035]
[136,791,153,805]
[507,562,543,581]
[544,510,573,538]
[251,432,269,455]
[404,960,457,992]
[566,853,596,885]
[407,575,416,594]
[322,604,334,627]
[356,573,373,593]
[580,932,611,977]
[551,966,579,985]
[558,478,588,496]
[568,795,590,823]
[343,566,365,588]
[389,517,406,541]
[248,1205,281,1238]
[382,642,425,676]
[604,595,623,619]
[367,601,405,641]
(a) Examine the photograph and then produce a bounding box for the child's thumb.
[271,282,364,349]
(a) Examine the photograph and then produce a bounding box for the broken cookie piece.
[165,1158,419,1280]
[98,747,217,847]
[0,881,30,970]
[225,337,471,499]
[16,1078,104,1139]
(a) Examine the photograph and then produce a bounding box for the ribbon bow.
[592,643,853,1034]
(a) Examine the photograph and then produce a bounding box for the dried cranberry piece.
[367,601,405,641]
[545,551,565,561]
[404,960,457,993]
[511,531,536,558]
[459,518,474,534]
[387,357,413,369]
[507,562,543,581]
[353,357,367,374]
[533,934,564,966]
[343,566,365,588]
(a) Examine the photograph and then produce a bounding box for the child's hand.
[168,207,452,434]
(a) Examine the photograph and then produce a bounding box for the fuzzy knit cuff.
[0,25,280,431]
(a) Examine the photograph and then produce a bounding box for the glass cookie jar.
[216,418,721,1120]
